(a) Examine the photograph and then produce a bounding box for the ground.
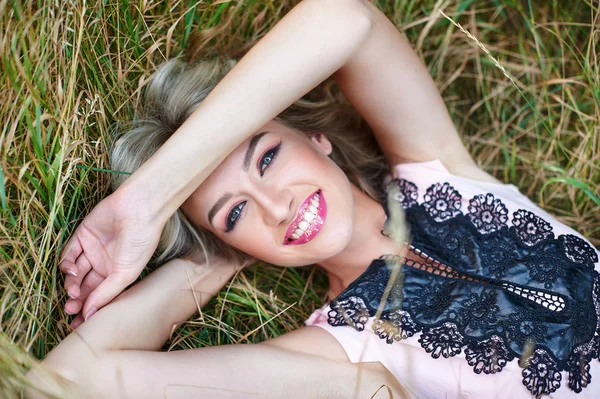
[1,0,598,396]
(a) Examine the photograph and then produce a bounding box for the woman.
[28,0,600,398]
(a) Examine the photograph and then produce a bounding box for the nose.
[253,185,294,227]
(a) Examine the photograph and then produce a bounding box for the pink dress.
[305,160,600,398]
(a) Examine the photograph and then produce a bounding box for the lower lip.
[284,190,327,246]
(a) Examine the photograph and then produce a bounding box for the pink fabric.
[304,160,600,398]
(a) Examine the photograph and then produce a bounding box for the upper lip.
[284,190,319,242]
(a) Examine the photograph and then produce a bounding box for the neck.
[317,184,403,301]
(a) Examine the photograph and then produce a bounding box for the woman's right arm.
[119,0,373,224]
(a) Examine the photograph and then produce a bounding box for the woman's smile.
[284,190,327,245]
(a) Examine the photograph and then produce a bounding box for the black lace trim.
[326,179,600,397]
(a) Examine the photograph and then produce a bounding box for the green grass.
[1,0,599,396]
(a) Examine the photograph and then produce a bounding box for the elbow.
[25,362,82,399]
[313,0,374,31]
[312,0,374,55]
[315,0,372,13]
[26,347,110,398]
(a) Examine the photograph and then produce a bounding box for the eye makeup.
[258,141,281,177]
[223,141,282,232]
[225,201,246,232]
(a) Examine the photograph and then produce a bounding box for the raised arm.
[124,0,374,223]
[333,2,469,167]
[60,0,375,319]
[64,0,490,321]
[333,1,498,182]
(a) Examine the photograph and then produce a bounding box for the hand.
[59,189,165,328]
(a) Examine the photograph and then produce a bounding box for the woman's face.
[181,120,355,266]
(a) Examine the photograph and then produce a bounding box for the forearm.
[122,0,373,224]
[40,259,236,374]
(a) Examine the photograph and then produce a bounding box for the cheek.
[232,238,273,261]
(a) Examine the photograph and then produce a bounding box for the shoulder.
[443,161,503,185]
[260,326,397,383]
[390,158,502,185]
[260,326,353,362]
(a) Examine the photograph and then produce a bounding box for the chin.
[305,207,354,264]
[321,229,353,258]
[289,225,354,267]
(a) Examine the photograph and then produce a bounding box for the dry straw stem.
[1,0,599,397]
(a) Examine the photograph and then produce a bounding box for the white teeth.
[303,212,315,222]
[288,192,322,242]
[298,221,309,230]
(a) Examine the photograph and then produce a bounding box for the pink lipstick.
[283,190,327,245]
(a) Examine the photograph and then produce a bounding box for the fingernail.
[68,292,77,299]
[68,270,77,277]
[85,307,97,321]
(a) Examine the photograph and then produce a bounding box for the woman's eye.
[259,142,281,176]
[225,201,246,232]
[224,142,281,232]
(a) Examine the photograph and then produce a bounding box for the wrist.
[162,259,240,318]
[114,172,174,226]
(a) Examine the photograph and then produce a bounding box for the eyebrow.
[207,193,232,226]
[208,131,268,226]
[243,131,268,171]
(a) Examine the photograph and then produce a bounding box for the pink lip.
[283,190,327,246]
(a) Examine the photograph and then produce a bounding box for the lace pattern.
[326,179,600,397]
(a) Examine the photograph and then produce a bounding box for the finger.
[65,270,105,315]
[70,314,85,329]
[64,273,83,299]
[59,233,83,276]
[64,298,82,315]
[63,253,93,298]
[82,272,133,320]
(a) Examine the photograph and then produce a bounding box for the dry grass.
[1,0,598,396]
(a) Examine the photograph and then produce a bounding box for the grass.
[1,0,599,396]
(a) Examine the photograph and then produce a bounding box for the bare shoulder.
[260,327,408,398]
[442,161,505,185]
[260,326,394,379]
[261,326,349,361]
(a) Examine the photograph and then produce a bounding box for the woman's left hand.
[60,188,166,328]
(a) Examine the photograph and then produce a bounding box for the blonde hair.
[110,57,388,267]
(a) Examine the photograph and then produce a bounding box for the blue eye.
[225,201,246,232]
[224,142,282,233]
[259,142,281,176]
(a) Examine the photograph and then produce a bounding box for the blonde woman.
[29,0,600,397]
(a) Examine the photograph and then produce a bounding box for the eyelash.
[259,141,281,177]
[224,142,282,232]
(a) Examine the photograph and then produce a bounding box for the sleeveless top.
[304,160,600,398]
